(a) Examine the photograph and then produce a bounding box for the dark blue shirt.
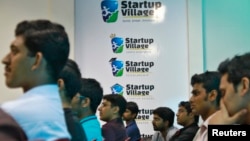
[125,120,141,141]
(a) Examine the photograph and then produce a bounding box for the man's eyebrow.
[10,44,17,50]
[191,90,198,94]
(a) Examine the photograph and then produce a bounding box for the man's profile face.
[2,36,34,90]
[176,106,190,126]
[123,109,134,121]
[152,114,166,131]
[98,99,115,122]
[220,73,243,117]
[189,83,209,115]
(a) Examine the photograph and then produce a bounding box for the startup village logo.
[110,34,154,53]
[109,58,154,77]
[109,34,155,77]
[111,83,155,98]
[101,0,163,23]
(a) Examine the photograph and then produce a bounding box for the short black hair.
[58,59,82,100]
[218,52,250,91]
[191,71,221,107]
[103,94,127,117]
[79,78,103,113]
[153,107,175,127]
[15,19,70,81]
[126,101,139,117]
[178,101,199,123]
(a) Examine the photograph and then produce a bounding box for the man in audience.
[189,71,221,141]
[209,52,250,125]
[58,59,87,141]
[151,107,178,141]
[98,94,128,141]
[1,19,70,140]
[71,78,103,141]
[123,101,141,141]
[169,101,199,141]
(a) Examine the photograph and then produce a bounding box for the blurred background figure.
[123,101,141,141]
[58,59,87,141]
[98,94,128,141]
[151,107,178,141]
[71,78,103,141]
[169,101,199,141]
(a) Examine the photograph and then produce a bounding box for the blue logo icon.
[111,37,124,53]
[111,83,124,95]
[109,58,124,77]
[101,0,119,23]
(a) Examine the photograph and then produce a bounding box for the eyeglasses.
[78,95,86,101]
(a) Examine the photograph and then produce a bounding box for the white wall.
[0,0,75,103]
[0,0,204,103]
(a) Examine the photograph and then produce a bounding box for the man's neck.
[79,108,94,120]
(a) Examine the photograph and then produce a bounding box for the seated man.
[151,107,178,141]
[190,71,221,141]
[123,101,141,141]
[98,94,128,141]
[169,101,199,141]
[209,52,250,125]
[71,78,103,141]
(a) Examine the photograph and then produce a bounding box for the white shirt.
[1,84,71,141]
[193,112,218,141]
[151,126,179,141]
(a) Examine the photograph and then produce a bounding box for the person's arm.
[209,99,247,124]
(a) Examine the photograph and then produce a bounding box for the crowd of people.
[0,19,250,141]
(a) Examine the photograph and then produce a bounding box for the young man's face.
[123,109,135,121]
[98,99,116,122]
[2,36,34,90]
[189,83,210,116]
[176,106,192,127]
[152,114,166,131]
[220,73,244,117]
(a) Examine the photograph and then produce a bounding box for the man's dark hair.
[153,107,175,127]
[218,52,250,91]
[191,71,221,107]
[79,78,103,113]
[15,19,70,81]
[178,101,199,123]
[126,101,139,118]
[103,94,127,117]
[58,59,82,100]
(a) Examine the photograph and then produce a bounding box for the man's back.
[2,85,70,140]
[125,120,141,141]
[80,115,103,141]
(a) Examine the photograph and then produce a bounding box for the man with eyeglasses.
[71,78,104,141]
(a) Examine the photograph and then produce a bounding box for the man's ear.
[208,90,218,102]
[240,77,250,96]
[112,106,120,114]
[131,113,137,119]
[31,52,43,71]
[81,97,90,108]
[57,78,65,91]
[164,120,169,127]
